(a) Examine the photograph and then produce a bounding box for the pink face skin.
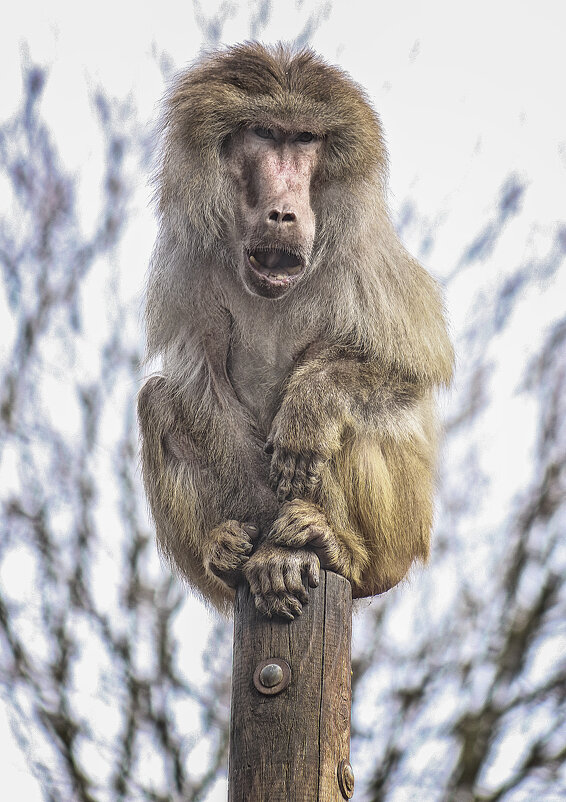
[229,124,323,299]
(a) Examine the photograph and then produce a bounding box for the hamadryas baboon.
[138,43,454,619]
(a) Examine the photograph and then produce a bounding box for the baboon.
[138,43,454,619]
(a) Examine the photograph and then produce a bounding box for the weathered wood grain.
[229,569,353,801]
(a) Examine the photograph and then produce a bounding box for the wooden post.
[228,569,354,801]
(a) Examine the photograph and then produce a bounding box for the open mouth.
[247,249,305,285]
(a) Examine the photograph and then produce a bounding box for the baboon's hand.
[269,500,366,585]
[243,543,320,620]
[269,500,337,566]
[203,521,258,588]
[266,444,329,503]
[266,408,341,502]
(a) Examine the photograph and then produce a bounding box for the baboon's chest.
[225,297,319,434]
[227,334,295,433]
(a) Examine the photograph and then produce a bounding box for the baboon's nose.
[267,209,297,225]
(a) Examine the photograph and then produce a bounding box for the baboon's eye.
[295,132,315,143]
[254,126,274,140]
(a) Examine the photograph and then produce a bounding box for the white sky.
[1,0,565,799]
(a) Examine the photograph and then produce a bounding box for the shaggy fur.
[138,43,454,618]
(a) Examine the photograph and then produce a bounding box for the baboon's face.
[226,124,322,299]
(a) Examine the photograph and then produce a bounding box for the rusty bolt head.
[253,658,291,696]
[337,759,355,799]
[259,663,284,688]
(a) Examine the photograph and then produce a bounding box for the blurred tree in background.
[0,64,231,802]
[1,13,565,802]
[355,181,566,801]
